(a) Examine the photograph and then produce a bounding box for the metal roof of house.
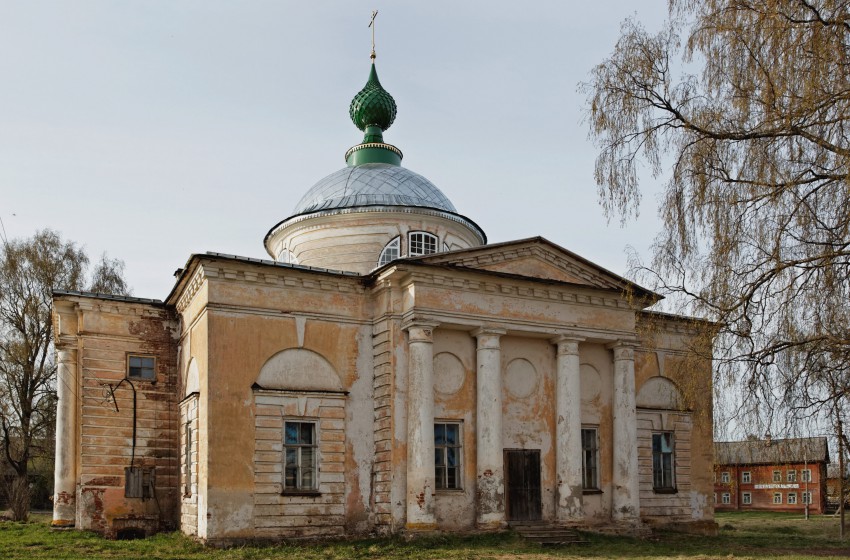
[716,437,830,465]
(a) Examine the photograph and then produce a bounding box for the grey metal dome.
[291,163,457,216]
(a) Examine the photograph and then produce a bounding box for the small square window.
[742,471,751,483]
[128,355,156,381]
[801,469,812,482]
[721,492,730,504]
[802,491,812,504]
[742,492,752,505]
[721,472,730,483]
[773,470,782,482]
[773,492,783,504]
[788,492,797,504]
[787,470,797,482]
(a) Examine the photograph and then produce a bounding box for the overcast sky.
[1,1,669,298]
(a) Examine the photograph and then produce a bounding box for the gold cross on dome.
[369,10,378,60]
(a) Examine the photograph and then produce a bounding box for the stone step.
[511,523,588,546]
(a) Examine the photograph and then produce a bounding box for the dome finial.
[369,10,378,61]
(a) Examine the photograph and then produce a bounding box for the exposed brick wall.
[371,317,394,532]
[714,463,828,513]
[77,306,179,536]
[179,394,199,535]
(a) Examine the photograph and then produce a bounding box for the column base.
[50,519,75,529]
[405,522,438,532]
[475,518,507,531]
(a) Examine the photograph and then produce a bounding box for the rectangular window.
[787,470,797,482]
[773,470,782,482]
[581,427,599,490]
[742,492,752,505]
[801,469,812,482]
[773,492,783,504]
[283,421,317,492]
[435,422,462,490]
[721,471,730,483]
[788,492,797,504]
[652,432,675,491]
[184,422,192,497]
[721,492,730,504]
[127,355,156,380]
[742,471,751,483]
[802,491,812,504]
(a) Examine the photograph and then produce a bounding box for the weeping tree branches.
[0,230,129,520]
[585,0,850,436]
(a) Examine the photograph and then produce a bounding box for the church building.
[51,55,716,542]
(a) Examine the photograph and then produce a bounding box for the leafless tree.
[584,1,850,439]
[0,230,129,520]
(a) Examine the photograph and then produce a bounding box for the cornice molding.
[397,269,632,310]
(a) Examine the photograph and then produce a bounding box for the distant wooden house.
[714,438,829,513]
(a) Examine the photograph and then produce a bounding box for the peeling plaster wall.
[62,297,180,537]
[579,343,615,523]
[432,329,477,530]
[500,336,557,521]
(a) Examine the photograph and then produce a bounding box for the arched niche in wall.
[255,348,342,391]
[636,376,683,410]
[185,358,200,396]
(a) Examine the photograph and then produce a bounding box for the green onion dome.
[349,64,397,132]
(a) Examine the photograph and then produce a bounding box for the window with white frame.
[788,492,798,504]
[378,236,401,267]
[435,422,462,490]
[742,471,751,483]
[721,471,730,483]
[128,355,156,381]
[802,469,812,482]
[408,231,438,257]
[773,492,783,504]
[773,470,782,482]
[652,432,675,491]
[721,493,730,504]
[802,491,812,504]
[787,469,797,482]
[283,421,318,492]
[742,492,752,505]
[581,427,599,490]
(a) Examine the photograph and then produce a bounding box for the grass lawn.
[2,512,850,560]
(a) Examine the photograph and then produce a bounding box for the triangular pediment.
[412,237,657,298]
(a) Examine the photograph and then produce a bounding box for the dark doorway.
[505,449,542,521]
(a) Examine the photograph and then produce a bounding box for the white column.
[609,342,640,521]
[406,323,437,530]
[52,345,77,527]
[553,336,584,523]
[473,327,506,528]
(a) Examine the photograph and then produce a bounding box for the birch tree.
[0,230,129,520]
[585,0,850,436]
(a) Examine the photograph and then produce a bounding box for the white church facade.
[51,59,716,542]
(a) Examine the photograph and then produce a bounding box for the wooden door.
[505,449,542,521]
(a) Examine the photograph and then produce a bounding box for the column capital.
[607,340,638,361]
[472,327,506,349]
[405,322,439,343]
[551,335,584,356]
